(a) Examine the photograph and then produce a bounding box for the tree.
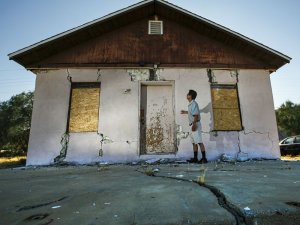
[276,101,300,137]
[0,92,33,156]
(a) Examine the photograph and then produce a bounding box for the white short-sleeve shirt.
[188,100,200,124]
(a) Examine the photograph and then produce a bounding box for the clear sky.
[0,0,299,108]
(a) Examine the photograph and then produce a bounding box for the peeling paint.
[230,70,239,82]
[97,133,113,157]
[176,125,189,146]
[152,68,165,81]
[208,69,239,84]
[127,69,165,81]
[142,85,175,154]
[127,69,150,81]
[103,136,113,144]
[146,108,168,153]
[146,115,164,152]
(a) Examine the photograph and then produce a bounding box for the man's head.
[187,90,197,102]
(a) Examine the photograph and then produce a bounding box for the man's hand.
[181,110,188,114]
[192,123,197,131]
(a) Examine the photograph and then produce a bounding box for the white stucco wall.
[27,68,280,165]
[238,70,280,159]
[27,70,70,165]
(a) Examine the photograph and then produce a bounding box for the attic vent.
[148,20,163,35]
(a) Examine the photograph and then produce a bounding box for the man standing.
[181,90,207,163]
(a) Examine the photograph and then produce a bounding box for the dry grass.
[281,155,300,161]
[0,156,26,169]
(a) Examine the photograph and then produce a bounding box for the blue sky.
[0,0,299,108]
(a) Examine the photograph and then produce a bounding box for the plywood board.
[69,87,100,132]
[211,87,242,130]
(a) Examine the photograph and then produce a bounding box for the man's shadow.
[200,102,226,156]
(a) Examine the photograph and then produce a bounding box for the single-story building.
[9,0,291,165]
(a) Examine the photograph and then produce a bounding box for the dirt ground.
[0,156,26,169]
[281,155,300,161]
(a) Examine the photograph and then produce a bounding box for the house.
[8,0,291,165]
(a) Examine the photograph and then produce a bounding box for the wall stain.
[146,115,164,153]
[145,97,173,153]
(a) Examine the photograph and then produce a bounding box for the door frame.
[138,81,176,156]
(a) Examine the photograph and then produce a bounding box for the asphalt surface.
[1,160,300,225]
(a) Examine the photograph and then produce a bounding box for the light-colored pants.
[190,122,203,144]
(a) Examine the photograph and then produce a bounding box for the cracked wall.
[237,70,280,158]
[26,68,280,165]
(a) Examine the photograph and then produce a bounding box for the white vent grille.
[148,20,163,35]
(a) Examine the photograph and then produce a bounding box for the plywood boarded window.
[68,83,100,132]
[211,85,242,131]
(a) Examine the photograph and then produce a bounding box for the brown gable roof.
[8,0,291,71]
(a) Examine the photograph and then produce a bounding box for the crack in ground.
[17,196,68,212]
[197,183,249,225]
[286,202,300,208]
[137,168,251,225]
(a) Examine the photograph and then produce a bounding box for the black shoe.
[198,158,208,164]
[187,158,198,163]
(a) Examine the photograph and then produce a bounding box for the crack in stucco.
[136,168,250,225]
[207,69,216,83]
[176,125,189,146]
[97,133,114,157]
[176,124,276,159]
[238,130,276,154]
[54,133,70,163]
[230,70,239,83]
[237,131,242,154]
[96,69,101,81]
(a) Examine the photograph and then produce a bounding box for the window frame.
[210,84,243,132]
[66,82,101,133]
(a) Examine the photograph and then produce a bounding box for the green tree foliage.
[276,101,300,137]
[0,92,33,156]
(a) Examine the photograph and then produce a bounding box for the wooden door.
[140,84,175,154]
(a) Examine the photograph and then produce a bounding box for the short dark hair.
[188,90,197,99]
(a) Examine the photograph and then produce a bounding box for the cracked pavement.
[1,160,300,225]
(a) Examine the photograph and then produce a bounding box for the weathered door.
[140,84,175,154]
